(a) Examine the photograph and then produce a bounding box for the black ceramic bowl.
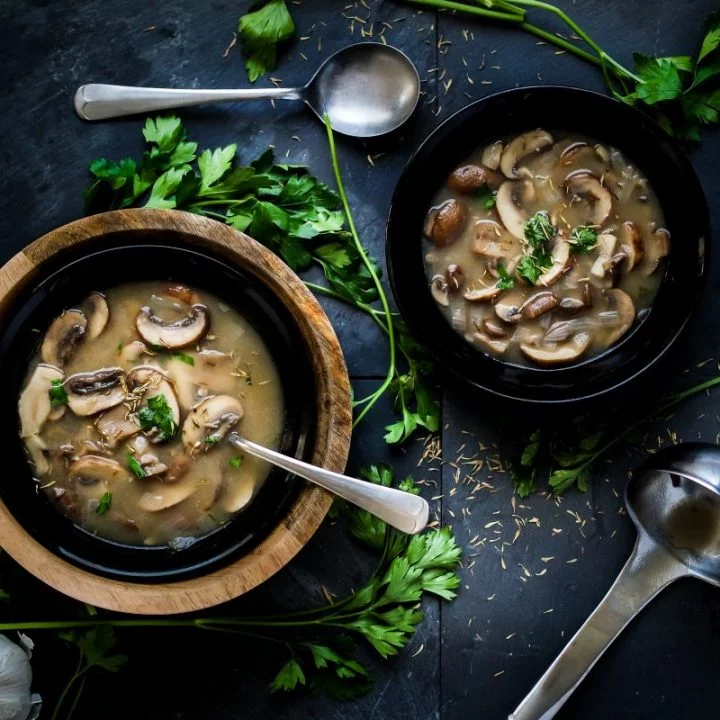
[0,211,351,611]
[386,86,710,403]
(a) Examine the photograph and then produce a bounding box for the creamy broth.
[18,282,284,546]
[423,130,669,367]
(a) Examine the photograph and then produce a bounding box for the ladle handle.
[227,434,429,535]
[509,533,686,720]
[74,84,304,120]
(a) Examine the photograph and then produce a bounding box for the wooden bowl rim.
[0,209,352,614]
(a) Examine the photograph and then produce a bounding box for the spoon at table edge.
[227,432,429,535]
[73,43,421,138]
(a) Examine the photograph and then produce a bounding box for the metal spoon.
[74,43,420,138]
[510,443,720,720]
[227,433,429,534]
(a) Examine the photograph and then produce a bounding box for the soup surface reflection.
[18,282,284,547]
[423,129,669,367]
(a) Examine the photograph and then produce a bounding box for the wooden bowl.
[0,210,352,614]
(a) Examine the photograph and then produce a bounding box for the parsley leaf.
[136,394,177,441]
[496,262,515,290]
[238,0,295,83]
[127,455,145,479]
[474,182,497,209]
[516,254,547,285]
[570,225,598,253]
[49,379,68,408]
[229,455,245,469]
[96,492,112,516]
[270,658,306,692]
[524,211,555,249]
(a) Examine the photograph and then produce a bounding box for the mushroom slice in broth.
[85,293,110,340]
[19,363,63,437]
[41,309,87,368]
[183,395,244,454]
[65,368,126,416]
[135,304,210,349]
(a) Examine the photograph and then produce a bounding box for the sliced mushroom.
[96,404,141,449]
[495,301,522,324]
[558,297,586,315]
[19,363,64,437]
[566,172,613,226]
[127,366,181,443]
[85,293,109,340]
[445,264,465,292]
[619,221,645,271]
[430,275,450,307]
[472,219,518,258]
[641,228,670,276]
[41,309,87,367]
[25,434,50,476]
[473,332,511,355]
[559,141,590,164]
[423,199,468,247]
[448,164,504,193]
[135,304,210,349]
[603,288,636,346]
[481,141,504,171]
[119,340,147,364]
[137,453,168,477]
[166,352,235,412]
[520,332,592,366]
[463,285,503,303]
[221,473,256,514]
[182,395,244,453]
[495,181,529,241]
[500,130,553,178]
[590,232,618,279]
[538,237,571,286]
[520,291,558,319]
[139,455,221,512]
[482,320,507,338]
[65,368,126,417]
[68,456,131,507]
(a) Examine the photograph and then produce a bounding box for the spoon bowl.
[511,443,720,720]
[74,43,421,138]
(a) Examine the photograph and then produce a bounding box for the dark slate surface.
[1,1,720,719]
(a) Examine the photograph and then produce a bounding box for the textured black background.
[1,1,720,718]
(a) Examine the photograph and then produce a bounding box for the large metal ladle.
[510,443,720,720]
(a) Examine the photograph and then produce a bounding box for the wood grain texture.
[0,209,352,614]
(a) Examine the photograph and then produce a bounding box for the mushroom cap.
[182,395,244,453]
[423,199,468,247]
[520,291,559,319]
[85,292,110,340]
[619,221,645,271]
[472,219,519,258]
[448,164,504,193]
[494,301,522,324]
[565,172,613,226]
[41,309,87,367]
[65,367,126,416]
[463,285,503,303]
[603,288,636,346]
[481,141,504,171]
[500,130,553,179]
[68,455,132,496]
[135,304,211,349]
[19,363,63,437]
[520,332,592,366]
[96,404,141,449]
[641,228,670,276]
[495,181,530,241]
[538,237,571,287]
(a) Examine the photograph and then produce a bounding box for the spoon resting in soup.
[17,282,284,547]
[423,129,669,367]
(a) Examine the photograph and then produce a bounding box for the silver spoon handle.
[510,532,686,720]
[228,434,429,535]
[74,84,304,120]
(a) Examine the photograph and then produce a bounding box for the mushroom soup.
[18,282,284,546]
[423,130,669,367]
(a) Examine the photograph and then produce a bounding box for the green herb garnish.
[95,492,112,516]
[238,0,295,83]
[48,379,68,408]
[136,394,177,441]
[495,262,515,290]
[524,211,555,249]
[229,455,245,469]
[570,225,598,253]
[515,212,555,285]
[171,351,194,366]
[205,436,220,446]
[127,454,145,479]
[474,183,497,210]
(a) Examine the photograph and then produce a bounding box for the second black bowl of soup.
[386,86,709,403]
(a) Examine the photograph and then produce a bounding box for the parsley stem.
[403,0,525,22]
[303,281,392,318]
[324,116,397,428]
[51,654,84,720]
[197,209,230,221]
[64,673,88,720]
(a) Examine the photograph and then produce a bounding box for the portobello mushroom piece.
[619,221,645,271]
[520,332,592,366]
[463,285,503,303]
[641,228,670,276]
[481,141,504,171]
[25,434,51,476]
[182,395,244,454]
[500,130,553,178]
[495,181,533,241]
[448,164,504,193]
[603,288,636,347]
[538,237,571,287]
[18,363,64,437]
[135,304,210,349]
[65,368,126,417]
[85,293,110,340]
[520,291,559,319]
[472,219,518,258]
[41,309,88,368]
[96,404,141,449]
[423,199,468,247]
[565,172,613,226]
